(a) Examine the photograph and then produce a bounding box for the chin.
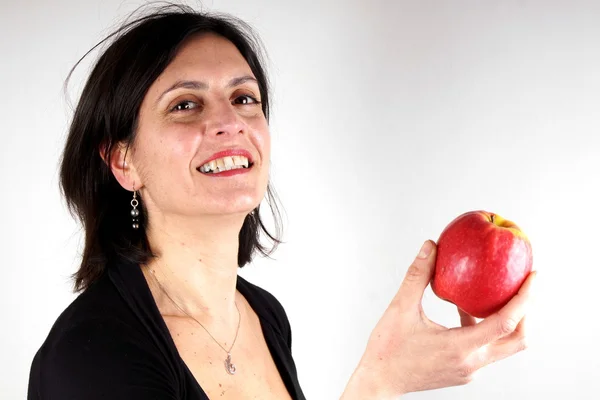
[202,200,261,217]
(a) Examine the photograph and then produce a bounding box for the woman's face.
[129,33,270,221]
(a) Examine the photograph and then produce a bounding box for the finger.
[493,315,527,346]
[480,316,529,367]
[510,315,527,340]
[392,240,437,311]
[458,307,477,327]
[462,271,536,349]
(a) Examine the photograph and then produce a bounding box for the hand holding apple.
[431,210,533,318]
[340,240,536,400]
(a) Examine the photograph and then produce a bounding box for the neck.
[143,212,246,328]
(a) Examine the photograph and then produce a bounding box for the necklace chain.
[149,269,241,374]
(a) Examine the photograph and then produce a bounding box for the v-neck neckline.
[117,262,298,399]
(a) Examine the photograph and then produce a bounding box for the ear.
[99,141,142,191]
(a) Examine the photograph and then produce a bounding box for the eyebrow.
[156,75,258,104]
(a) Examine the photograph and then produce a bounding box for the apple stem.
[490,214,495,223]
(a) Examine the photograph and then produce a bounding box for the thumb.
[393,240,437,311]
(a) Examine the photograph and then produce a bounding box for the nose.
[202,99,244,137]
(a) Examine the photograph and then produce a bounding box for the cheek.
[252,120,271,160]
[163,124,201,157]
[255,125,271,184]
[134,127,199,180]
[168,131,199,161]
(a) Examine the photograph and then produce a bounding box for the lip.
[198,149,255,168]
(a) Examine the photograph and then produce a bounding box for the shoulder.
[237,275,293,347]
[34,270,147,349]
[28,272,177,399]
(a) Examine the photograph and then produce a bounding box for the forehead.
[152,33,254,89]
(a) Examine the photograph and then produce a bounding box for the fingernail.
[417,240,432,259]
[530,270,538,288]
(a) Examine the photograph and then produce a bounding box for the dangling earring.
[131,187,140,230]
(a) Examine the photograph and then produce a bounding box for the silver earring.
[131,188,140,230]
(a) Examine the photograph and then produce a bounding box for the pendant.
[225,353,237,375]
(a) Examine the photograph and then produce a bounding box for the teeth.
[231,156,249,168]
[223,156,234,169]
[199,155,251,173]
[216,158,225,172]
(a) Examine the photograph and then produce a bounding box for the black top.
[27,259,306,400]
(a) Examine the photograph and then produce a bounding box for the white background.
[1,0,599,399]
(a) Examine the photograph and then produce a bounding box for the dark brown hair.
[60,3,284,292]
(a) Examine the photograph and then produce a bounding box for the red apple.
[431,210,533,319]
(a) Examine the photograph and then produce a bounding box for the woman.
[27,4,535,399]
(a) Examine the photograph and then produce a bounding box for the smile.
[197,155,254,175]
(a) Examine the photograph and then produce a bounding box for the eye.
[171,100,198,112]
[233,94,261,105]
